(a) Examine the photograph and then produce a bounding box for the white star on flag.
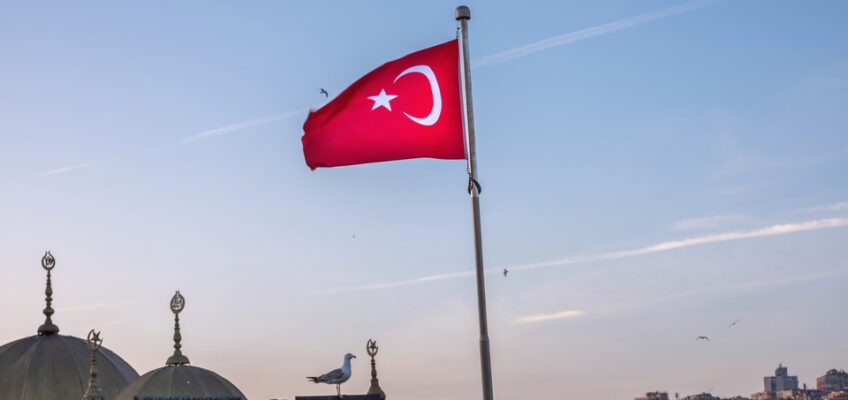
[367,89,397,111]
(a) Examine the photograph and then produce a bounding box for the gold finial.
[166,290,190,366]
[366,339,386,400]
[82,329,104,400]
[37,251,60,335]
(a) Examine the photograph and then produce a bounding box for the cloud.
[307,271,474,295]
[516,309,587,324]
[33,109,306,178]
[55,298,155,312]
[513,217,848,272]
[802,202,848,212]
[473,0,717,69]
[668,214,745,231]
[34,160,96,178]
[180,108,307,144]
[312,217,848,295]
[604,269,848,315]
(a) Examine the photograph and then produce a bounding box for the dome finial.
[366,339,386,400]
[37,251,60,335]
[165,290,190,366]
[82,329,104,400]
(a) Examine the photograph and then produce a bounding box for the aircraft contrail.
[473,0,718,69]
[34,161,97,178]
[33,109,307,177]
[310,217,848,295]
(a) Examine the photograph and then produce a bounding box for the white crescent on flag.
[394,65,442,126]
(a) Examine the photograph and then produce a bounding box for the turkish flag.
[302,40,465,170]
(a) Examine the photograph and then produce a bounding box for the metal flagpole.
[456,6,495,400]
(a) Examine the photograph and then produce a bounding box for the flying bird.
[320,88,329,97]
[696,336,710,341]
[503,268,509,277]
[728,318,740,328]
[307,353,356,397]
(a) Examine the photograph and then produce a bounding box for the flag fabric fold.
[302,40,464,170]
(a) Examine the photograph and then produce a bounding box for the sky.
[1,1,847,399]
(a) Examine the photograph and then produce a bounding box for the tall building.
[766,364,800,392]
[818,370,848,391]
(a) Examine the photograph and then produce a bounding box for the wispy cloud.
[308,271,474,295]
[802,202,848,212]
[55,298,155,312]
[604,269,848,314]
[514,217,848,272]
[312,217,848,295]
[33,109,306,178]
[473,0,717,69]
[516,309,587,324]
[669,214,745,231]
[180,109,307,144]
[34,160,96,178]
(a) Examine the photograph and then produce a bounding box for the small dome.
[115,365,245,400]
[0,334,139,399]
[117,290,246,400]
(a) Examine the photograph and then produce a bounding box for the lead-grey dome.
[0,252,140,399]
[117,290,246,400]
[0,334,139,399]
[115,365,245,400]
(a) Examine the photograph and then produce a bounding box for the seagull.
[351,234,356,239]
[696,336,710,341]
[728,318,740,328]
[503,268,509,277]
[307,353,356,397]
[320,88,329,97]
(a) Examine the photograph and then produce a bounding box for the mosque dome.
[0,252,139,400]
[116,365,245,399]
[116,291,246,400]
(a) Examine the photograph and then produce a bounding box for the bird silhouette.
[320,88,329,97]
[728,318,740,328]
[696,336,710,341]
[503,268,509,277]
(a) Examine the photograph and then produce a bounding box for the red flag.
[302,40,465,170]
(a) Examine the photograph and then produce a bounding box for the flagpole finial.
[166,290,190,366]
[38,251,60,335]
[456,6,470,20]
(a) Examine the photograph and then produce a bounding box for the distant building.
[765,365,800,392]
[636,392,670,400]
[752,389,824,400]
[818,370,848,391]
[823,392,848,400]
[683,393,721,400]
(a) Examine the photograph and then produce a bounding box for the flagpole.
[456,6,495,400]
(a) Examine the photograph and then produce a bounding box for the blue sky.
[1,1,847,399]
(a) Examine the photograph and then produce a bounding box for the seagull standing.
[307,353,356,397]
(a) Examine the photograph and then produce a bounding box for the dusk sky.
[1,1,847,399]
